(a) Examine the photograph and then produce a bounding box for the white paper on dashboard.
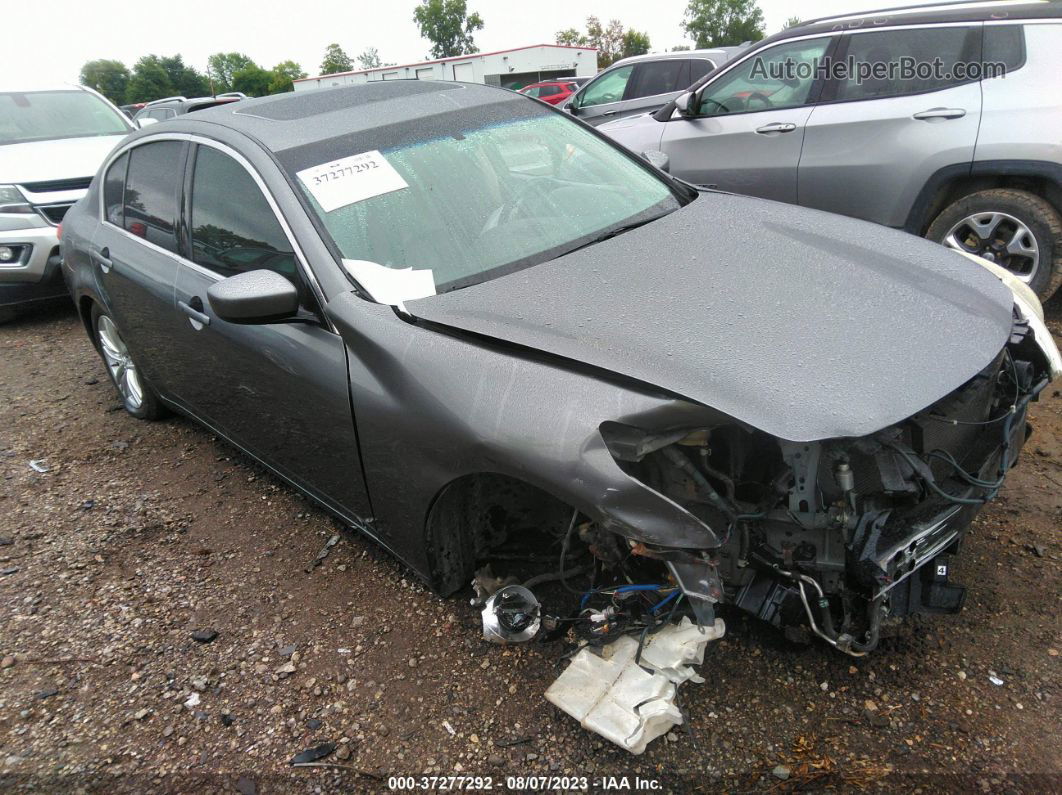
[296,150,408,212]
[342,259,437,305]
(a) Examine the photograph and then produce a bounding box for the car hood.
[407,192,1015,442]
[0,135,128,184]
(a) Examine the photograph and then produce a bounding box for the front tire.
[90,305,167,420]
[926,188,1062,300]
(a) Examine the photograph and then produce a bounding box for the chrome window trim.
[97,132,334,328]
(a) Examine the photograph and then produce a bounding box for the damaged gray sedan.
[61,82,1060,667]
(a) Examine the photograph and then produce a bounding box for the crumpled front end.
[588,306,1055,655]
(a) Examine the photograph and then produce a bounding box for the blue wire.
[651,589,680,614]
[580,583,669,608]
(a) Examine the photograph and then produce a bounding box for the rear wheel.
[91,305,167,420]
[926,188,1062,300]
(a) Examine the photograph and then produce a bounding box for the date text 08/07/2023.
[386,774,664,790]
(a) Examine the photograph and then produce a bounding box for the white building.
[293,44,598,92]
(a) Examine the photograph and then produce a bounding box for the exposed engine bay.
[476,312,1052,661]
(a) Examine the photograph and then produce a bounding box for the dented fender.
[327,292,722,583]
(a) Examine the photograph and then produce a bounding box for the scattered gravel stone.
[772,765,791,781]
[1,656,15,669]
[191,629,219,644]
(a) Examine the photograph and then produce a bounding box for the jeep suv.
[600,1,1062,299]
[1,84,132,322]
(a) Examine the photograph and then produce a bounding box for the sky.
[13,0,895,85]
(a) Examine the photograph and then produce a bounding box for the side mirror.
[674,92,694,116]
[641,150,670,173]
[207,269,300,324]
[135,117,158,128]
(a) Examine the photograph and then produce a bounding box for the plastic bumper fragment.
[544,617,725,754]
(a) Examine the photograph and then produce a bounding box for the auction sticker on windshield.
[296,150,408,212]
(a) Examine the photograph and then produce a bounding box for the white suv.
[1,84,132,322]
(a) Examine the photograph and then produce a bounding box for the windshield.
[282,110,683,294]
[0,90,131,146]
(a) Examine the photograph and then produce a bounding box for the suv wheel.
[91,305,167,420]
[927,189,1062,299]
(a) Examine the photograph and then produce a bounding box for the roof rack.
[215,92,246,99]
[798,0,1026,28]
[144,95,187,107]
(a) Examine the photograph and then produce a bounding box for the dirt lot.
[1,298,1060,794]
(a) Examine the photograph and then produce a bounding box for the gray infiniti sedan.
[61,81,1060,657]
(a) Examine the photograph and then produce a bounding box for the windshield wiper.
[558,213,669,258]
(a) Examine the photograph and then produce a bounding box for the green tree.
[207,52,256,93]
[357,47,383,69]
[555,28,587,46]
[158,55,209,97]
[231,64,273,97]
[319,43,353,75]
[412,0,484,59]
[783,16,802,29]
[585,17,625,68]
[683,0,765,48]
[558,17,627,67]
[79,59,130,105]
[621,29,651,59]
[268,60,306,94]
[126,56,173,103]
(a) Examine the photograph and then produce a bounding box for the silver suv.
[600,1,1062,298]
[563,47,747,126]
[1,84,132,322]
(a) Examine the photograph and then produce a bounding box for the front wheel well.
[423,472,576,596]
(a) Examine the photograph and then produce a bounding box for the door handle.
[912,108,966,121]
[601,110,619,117]
[92,247,112,273]
[178,299,210,328]
[755,122,797,134]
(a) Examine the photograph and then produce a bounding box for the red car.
[518,80,579,106]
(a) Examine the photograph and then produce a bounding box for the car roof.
[523,80,577,87]
[608,48,737,69]
[774,1,1060,42]
[159,80,531,155]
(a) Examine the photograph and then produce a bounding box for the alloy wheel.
[97,315,144,410]
[942,211,1040,284]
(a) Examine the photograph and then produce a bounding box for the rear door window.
[189,145,300,288]
[832,26,981,101]
[982,25,1024,73]
[688,58,716,83]
[626,60,687,99]
[123,140,183,253]
[103,152,128,226]
[539,85,561,97]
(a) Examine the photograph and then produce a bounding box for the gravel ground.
[1,299,1060,793]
